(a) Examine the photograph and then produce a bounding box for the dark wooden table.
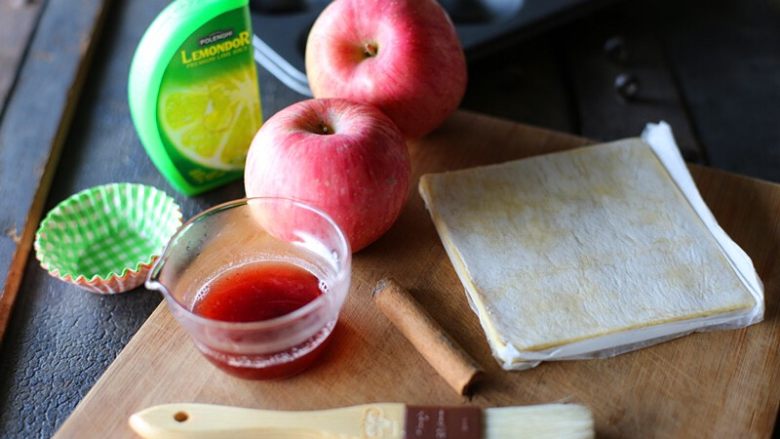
[0,0,778,437]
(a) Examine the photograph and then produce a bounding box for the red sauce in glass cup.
[192,262,332,379]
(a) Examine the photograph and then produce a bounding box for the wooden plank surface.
[648,0,780,183]
[0,0,44,116]
[55,111,780,438]
[557,4,704,162]
[0,0,112,343]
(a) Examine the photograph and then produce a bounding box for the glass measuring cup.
[146,197,351,379]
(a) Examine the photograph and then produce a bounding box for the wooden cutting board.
[55,111,780,438]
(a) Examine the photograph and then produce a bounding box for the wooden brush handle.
[129,403,406,439]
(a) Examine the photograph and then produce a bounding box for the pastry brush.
[130,402,593,439]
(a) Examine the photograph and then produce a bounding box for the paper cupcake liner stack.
[34,183,182,294]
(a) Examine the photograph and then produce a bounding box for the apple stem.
[319,122,333,134]
[363,42,378,58]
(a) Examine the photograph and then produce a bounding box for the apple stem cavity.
[362,42,378,58]
[318,122,334,135]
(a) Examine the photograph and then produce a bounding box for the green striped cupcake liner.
[34,183,182,294]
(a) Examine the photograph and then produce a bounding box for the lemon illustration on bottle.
[159,66,261,171]
[129,0,262,195]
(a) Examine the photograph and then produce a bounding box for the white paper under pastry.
[419,128,763,369]
[642,122,764,320]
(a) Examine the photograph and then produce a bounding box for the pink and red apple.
[244,98,410,252]
[305,0,467,139]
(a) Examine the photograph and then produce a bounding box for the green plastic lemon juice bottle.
[129,0,262,195]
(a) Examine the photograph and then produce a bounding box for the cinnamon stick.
[372,278,483,396]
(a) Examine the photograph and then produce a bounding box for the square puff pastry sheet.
[419,134,763,370]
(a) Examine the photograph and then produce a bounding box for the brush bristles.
[484,404,594,439]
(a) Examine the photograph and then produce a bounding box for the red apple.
[244,98,410,252]
[305,0,467,139]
